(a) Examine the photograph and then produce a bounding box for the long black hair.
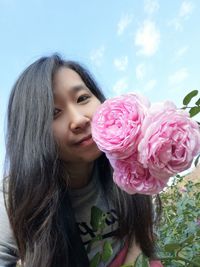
[4,54,159,267]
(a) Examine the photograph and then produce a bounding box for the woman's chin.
[60,146,103,164]
[80,148,103,163]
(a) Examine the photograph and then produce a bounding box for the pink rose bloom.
[138,101,200,179]
[92,93,150,159]
[110,156,169,195]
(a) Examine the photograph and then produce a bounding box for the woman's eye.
[53,108,61,118]
[77,94,90,103]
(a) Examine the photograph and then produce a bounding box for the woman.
[0,54,162,267]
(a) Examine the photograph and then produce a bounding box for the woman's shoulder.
[0,176,9,193]
[0,178,9,223]
[0,177,19,266]
[0,176,13,241]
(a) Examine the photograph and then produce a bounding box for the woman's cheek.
[52,123,67,147]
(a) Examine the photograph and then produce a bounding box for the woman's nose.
[69,108,90,133]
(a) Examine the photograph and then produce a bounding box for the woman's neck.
[64,161,94,189]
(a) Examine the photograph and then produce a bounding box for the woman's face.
[52,67,102,164]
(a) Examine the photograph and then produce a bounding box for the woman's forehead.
[52,68,91,100]
[53,67,87,90]
[53,67,82,86]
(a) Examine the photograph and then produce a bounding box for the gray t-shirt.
[0,168,124,267]
[69,165,123,266]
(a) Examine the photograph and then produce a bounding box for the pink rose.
[138,101,200,179]
[92,94,150,159]
[110,156,169,195]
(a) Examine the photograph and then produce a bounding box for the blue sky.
[0,0,200,177]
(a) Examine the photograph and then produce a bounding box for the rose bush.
[88,90,200,267]
[157,176,200,267]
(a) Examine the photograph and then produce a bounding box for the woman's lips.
[75,135,94,146]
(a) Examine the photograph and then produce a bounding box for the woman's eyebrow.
[69,84,89,94]
[53,84,90,98]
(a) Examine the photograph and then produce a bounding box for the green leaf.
[193,256,200,264]
[134,253,149,267]
[90,252,101,267]
[189,106,200,117]
[196,228,200,236]
[195,97,200,106]
[164,243,182,252]
[102,240,113,262]
[183,90,198,105]
[90,206,104,231]
[181,235,195,245]
[194,154,200,167]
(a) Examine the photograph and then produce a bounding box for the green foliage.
[194,154,200,167]
[183,90,198,105]
[189,106,200,117]
[90,206,106,232]
[102,241,113,262]
[89,206,113,267]
[157,177,200,267]
[182,90,200,118]
[90,252,101,267]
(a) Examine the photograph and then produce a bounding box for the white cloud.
[135,20,160,56]
[176,45,188,58]
[144,79,157,92]
[117,14,132,35]
[144,0,159,15]
[136,63,146,80]
[90,45,105,66]
[113,56,128,71]
[169,18,182,31]
[169,1,194,31]
[169,68,189,85]
[112,78,128,95]
[179,0,194,17]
